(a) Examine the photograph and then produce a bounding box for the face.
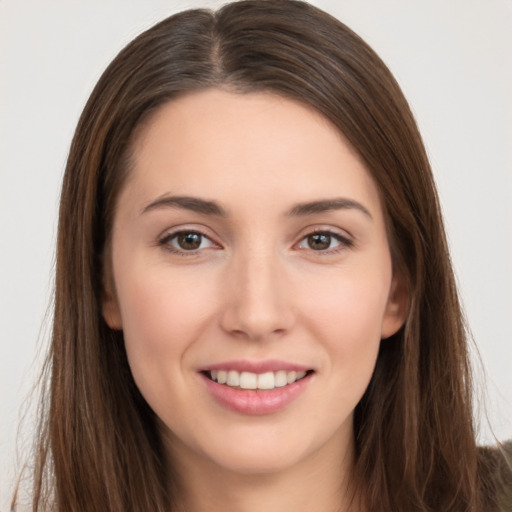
[103,89,406,477]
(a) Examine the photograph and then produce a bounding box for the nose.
[219,249,295,342]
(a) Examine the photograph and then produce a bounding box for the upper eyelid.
[299,232,351,244]
[158,228,221,253]
[158,230,221,258]
[295,225,353,241]
[159,224,219,241]
[293,227,355,252]
[165,231,214,243]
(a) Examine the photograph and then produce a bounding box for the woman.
[12,1,511,511]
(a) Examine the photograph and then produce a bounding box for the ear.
[102,283,123,330]
[381,273,409,339]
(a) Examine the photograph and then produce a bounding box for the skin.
[103,89,407,512]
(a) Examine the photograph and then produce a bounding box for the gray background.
[1,1,511,509]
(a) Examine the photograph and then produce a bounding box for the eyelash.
[296,229,354,254]
[158,228,353,256]
[158,230,217,256]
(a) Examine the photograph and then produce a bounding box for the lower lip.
[200,373,312,415]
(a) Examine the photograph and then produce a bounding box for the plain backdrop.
[1,1,511,509]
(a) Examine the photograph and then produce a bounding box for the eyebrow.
[287,198,372,219]
[141,195,227,216]
[141,195,372,220]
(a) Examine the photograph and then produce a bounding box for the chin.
[205,442,309,476]
[164,420,318,476]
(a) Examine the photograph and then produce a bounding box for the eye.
[297,231,352,252]
[160,230,215,253]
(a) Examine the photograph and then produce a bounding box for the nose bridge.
[221,242,293,340]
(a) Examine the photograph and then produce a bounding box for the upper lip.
[201,359,312,373]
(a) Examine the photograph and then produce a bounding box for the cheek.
[113,263,217,382]
[297,260,391,377]
[303,266,391,339]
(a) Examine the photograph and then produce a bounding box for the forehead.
[122,88,383,220]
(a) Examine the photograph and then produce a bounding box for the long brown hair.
[15,1,510,511]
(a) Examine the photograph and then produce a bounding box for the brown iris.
[177,232,202,250]
[307,233,332,250]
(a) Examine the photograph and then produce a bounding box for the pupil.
[178,232,201,250]
[308,233,330,250]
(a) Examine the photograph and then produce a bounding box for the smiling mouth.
[203,369,313,390]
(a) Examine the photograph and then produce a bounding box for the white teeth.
[257,372,275,390]
[209,369,309,389]
[286,371,296,384]
[227,370,239,386]
[274,370,288,387]
[239,371,257,390]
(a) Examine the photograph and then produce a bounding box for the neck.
[165,429,360,512]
